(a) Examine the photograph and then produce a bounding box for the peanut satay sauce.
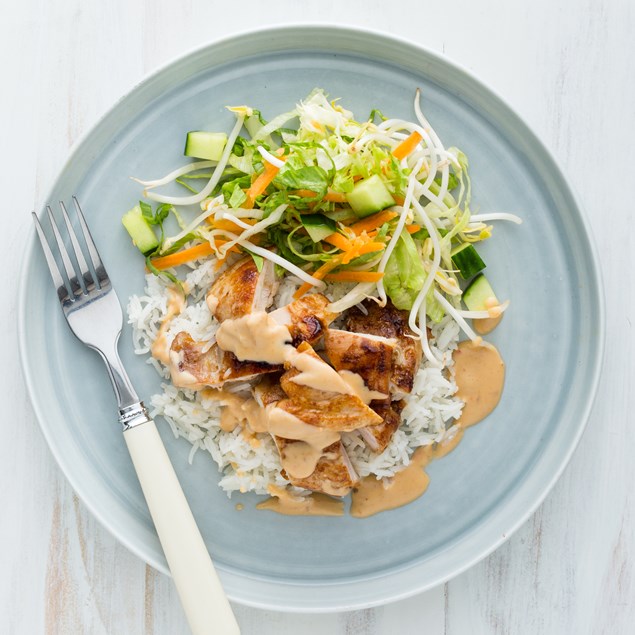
[157,308,505,517]
[150,288,186,364]
[209,312,382,511]
[350,339,505,518]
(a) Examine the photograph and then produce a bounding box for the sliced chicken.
[169,331,281,389]
[270,293,338,346]
[279,342,341,402]
[252,374,286,407]
[345,300,422,397]
[324,329,406,452]
[279,440,358,497]
[276,396,382,432]
[206,257,278,321]
[277,342,383,431]
[324,329,395,400]
[359,401,405,453]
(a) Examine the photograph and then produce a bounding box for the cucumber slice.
[122,205,159,255]
[300,213,337,243]
[323,208,358,223]
[451,243,486,279]
[463,273,498,311]
[184,131,227,161]
[346,175,395,218]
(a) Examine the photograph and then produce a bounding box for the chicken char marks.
[344,300,422,397]
[169,332,281,389]
[277,342,383,431]
[324,329,394,401]
[330,301,423,453]
[269,293,338,347]
[206,256,278,322]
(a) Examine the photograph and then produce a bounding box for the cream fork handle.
[124,420,240,635]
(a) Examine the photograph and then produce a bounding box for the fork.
[32,198,240,635]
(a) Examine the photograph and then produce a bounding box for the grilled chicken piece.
[169,331,281,389]
[277,343,383,431]
[359,401,405,453]
[276,396,382,432]
[252,374,286,407]
[324,329,395,401]
[279,440,358,497]
[279,343,340,402]
[345,300,422,397]
[206,257,278,321]
[270,293,338,346]
[324,329,406,452]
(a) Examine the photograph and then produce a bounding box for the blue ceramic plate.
[19,26,603,611]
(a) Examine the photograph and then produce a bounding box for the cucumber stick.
[122,205,159,255]
[463,273,498,311]
[184,131,227,161]
[346,175,395,218]
[300,213,337,243]
[451,243,486,279]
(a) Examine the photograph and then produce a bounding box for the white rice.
[127,259,463,496]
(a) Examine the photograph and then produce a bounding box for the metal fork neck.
[98,345,151,430]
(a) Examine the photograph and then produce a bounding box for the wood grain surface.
[2,0,633,633]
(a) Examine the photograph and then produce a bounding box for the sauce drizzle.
[350,340,505,517]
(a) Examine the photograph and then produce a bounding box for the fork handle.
[124,420,240,635]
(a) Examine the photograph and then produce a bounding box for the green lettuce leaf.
[274,165,329,197]
[384,229,425,310]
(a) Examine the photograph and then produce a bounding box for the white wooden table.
[2,1,633,633]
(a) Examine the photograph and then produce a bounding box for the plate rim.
[18,23,605,612]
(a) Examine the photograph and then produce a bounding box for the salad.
[124,89,519,516]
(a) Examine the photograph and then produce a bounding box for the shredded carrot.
[244,157,285,208]
[293,258,342,299]
[393,195,405,206]
[292,189,348,203]
[324,271,384,283]
[323,232,353,251]
[406,224,421,234]
[210,218,257,232]
[343,242,384,261]
[349,210,398,235]
[150,242,216,270]
[392,131,423,160]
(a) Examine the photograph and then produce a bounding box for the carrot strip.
[293,258,342,299]
[150,242,215,270]
[323,232,353,251]
[393,195,405,206]
[292,189,348,203]
[293,281,313,300]
[357,242,385,254]
[349,210,398,235]
[244,158,284,208]
[211,218,257,232]
[406,224,421,234]
[392,131,423,160]
[324,191,348,203]
[340,241,385,264]
[324,271,384,283]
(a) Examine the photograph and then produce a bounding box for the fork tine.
[59,201,96,292]
[46,205,83,298]
[32,212,70,303]
[72,196,109,288]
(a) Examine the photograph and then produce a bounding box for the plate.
[18,26,604,612]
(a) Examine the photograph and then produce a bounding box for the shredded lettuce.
[274,165,330,197]
[126,88,515,350]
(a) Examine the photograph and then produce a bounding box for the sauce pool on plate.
[350,340,505,517]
